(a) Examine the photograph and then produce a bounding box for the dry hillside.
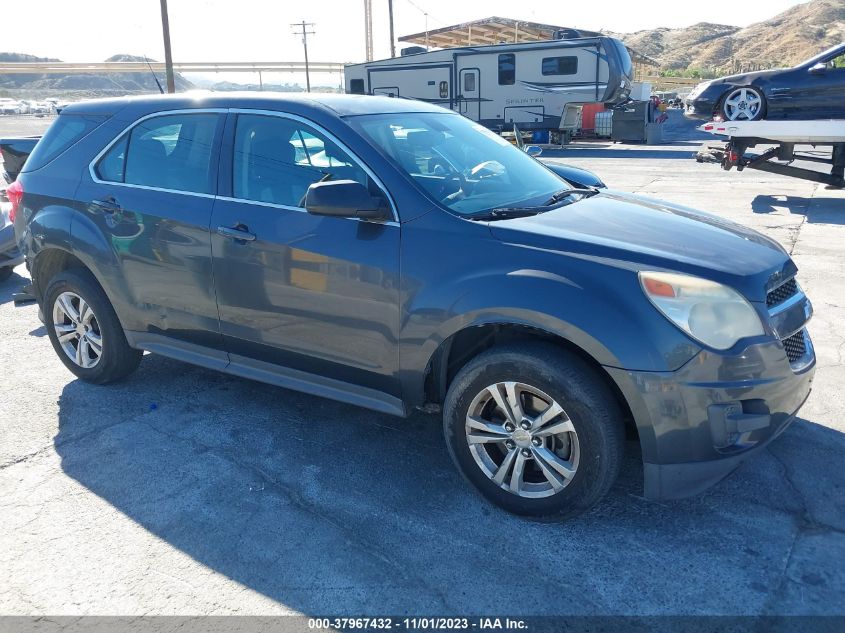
[610,0,845,72]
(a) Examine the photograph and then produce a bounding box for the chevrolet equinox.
[11,93,815,519]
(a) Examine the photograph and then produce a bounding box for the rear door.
[210,111,402,399]
[78,110,226,348]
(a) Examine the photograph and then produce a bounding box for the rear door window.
[23,114,106,172]
[95,112,221,195]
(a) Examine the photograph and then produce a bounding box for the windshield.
[347,112,568,216]
[798,43,845,69]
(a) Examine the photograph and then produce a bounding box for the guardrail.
[0,112,58,119]
[0,61,347,74]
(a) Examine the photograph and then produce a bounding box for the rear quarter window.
[22,114,106,172]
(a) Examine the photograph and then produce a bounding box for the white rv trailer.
[344,37,633,135]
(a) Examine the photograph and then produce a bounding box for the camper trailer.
[344,37,633,137]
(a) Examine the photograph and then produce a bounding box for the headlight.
[639,271,764,350]
[687,81,711,100]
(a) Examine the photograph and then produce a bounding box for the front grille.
[767,278,798,308]
[783,330,807,363]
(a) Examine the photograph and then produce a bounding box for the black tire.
[43,268,142,384]
[443,342,624,521]
[719,86,766,122]
[0,266,13,282]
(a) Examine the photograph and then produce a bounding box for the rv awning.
[398,16,599,49]
[397,16,658,69]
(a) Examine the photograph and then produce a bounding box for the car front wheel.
[443,342,625,520]
[720,87,766,121]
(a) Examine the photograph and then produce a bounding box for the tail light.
[7,180,23,224]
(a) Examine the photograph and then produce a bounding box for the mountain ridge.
[1,0,843,95]
[608,0,844,72]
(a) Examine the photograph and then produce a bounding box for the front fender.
[399,263,701,405]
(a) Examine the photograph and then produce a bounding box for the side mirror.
[525,145,543,157]
[809,62,827,74]
[305,179,390,221]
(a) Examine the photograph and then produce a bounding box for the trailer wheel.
[720,87,765,121]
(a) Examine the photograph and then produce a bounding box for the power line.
[291,20,315,92]
[401,0,446,26]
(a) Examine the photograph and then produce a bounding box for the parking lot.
[1,112,844,616]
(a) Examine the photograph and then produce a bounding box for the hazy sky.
[3,0,810,84]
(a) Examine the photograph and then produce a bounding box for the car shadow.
[0,268,29,306]
[752,194,845,223]
[53,353,845,615]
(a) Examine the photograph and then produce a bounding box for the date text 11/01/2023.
[308,617,529,630]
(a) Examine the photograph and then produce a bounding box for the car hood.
[709,69,780,86]
[540,161,606,189]
[487,191,791,302]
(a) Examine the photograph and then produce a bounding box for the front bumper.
[684,99,716,120]
[607,334,815,499]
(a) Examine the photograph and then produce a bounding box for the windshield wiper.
[469,208,545,221]
[543,187,600,206]
[469,187,602,221]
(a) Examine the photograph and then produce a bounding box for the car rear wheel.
[720,87,765,121]
[443,342,624,521]
[44,269,142,384]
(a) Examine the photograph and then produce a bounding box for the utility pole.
[387,0,396,58]
[159,0,176,93]
[291,21,315,92]
[363,0,373,61]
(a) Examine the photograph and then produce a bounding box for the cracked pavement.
[1,112,844,615]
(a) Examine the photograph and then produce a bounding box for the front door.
[459,68,481,121]
[805,49,845,118]
[210,112,402,398]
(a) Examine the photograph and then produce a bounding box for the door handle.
[91,197,122,213]
[216,224,256,242]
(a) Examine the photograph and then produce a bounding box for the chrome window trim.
[87,106,401,223]
[88,108,228,197]
[214,195,399,227]
[227,108,399,222]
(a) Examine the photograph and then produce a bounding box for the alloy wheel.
[465,382,580,498]
[52,291,103,369]
[723,87,763,121]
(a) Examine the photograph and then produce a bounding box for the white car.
[0,99,21,115]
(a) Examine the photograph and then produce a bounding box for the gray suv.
[12,93,814,520]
